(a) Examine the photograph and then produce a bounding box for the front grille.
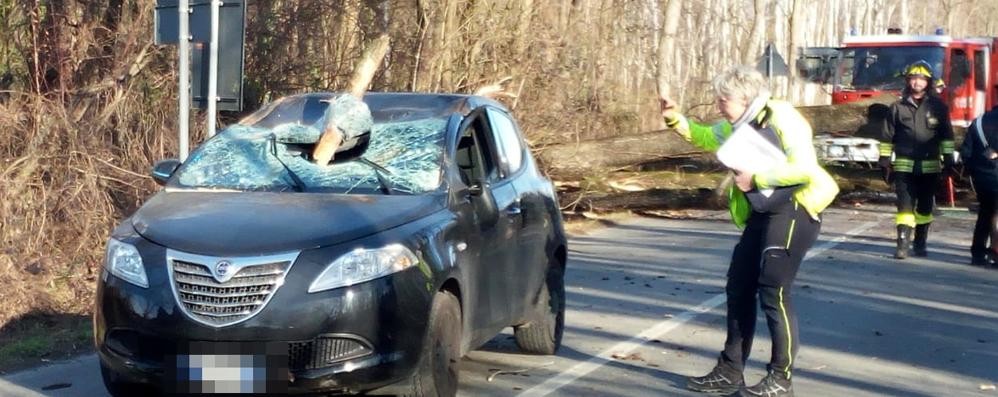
[168,250,298,327]
[289,336,372,371]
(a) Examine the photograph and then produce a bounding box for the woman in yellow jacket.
[661,66,838,397]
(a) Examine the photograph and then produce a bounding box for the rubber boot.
[895,225,913,260]
[913,224,930,257]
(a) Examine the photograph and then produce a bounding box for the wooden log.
[535,129,699,177]
[536,93,969,179]
[559,188,726,212]
[537,96,893,177]
[796,93,895,137]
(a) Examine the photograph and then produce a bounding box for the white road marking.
[516,220,881,397]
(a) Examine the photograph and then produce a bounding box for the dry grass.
[0,86,179,328]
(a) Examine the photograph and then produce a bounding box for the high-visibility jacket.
[665,100,840,228]
[878,93,955,173]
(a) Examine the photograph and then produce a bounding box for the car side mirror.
[151,159,181,186]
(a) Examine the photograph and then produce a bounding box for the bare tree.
[657,0,683,99]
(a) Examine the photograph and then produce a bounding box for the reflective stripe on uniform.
[892,157,942,173]
[893,157,914,173]
[915,212,933,225]
[940,139,955,154]
[919,160,942,173]
[785,201,799,249]
[896,212,917,227]
[878,142,894,157]
[778,287,793,379]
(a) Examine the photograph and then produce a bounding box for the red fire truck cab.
[832,34,998,127]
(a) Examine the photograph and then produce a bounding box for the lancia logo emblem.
[215,260,232,281]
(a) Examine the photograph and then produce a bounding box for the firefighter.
[660,66,839,397]
[960,108,998,267]
[878,60,957,259]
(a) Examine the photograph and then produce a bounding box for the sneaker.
[735,370,793,397]
[686,362,744,394]
[972,252,998,268]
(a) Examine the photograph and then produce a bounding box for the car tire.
[404,291,461,397]
[100,361,158,397]
[514,262,565,355]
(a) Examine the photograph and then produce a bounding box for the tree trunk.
[560,187,724,212]
[744,0,766,65]
[657,0,683,98]
[536,129,698,177]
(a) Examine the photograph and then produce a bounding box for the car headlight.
[308,244,419,293]
[105,239,149,288]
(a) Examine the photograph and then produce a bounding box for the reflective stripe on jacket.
[665,100,840,228]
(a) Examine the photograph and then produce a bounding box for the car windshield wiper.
[353,157,395,195]
[268,134,306,192]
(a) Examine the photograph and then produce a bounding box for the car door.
[484,107,543,318]
[453,109,520,338]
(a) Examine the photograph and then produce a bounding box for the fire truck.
[831,32,998,127]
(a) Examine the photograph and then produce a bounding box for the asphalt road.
[2,205,996,396]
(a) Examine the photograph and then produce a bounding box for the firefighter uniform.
[879,62,956,259]
[666,98,839,387]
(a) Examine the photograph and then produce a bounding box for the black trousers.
[720,199,821,379]
[894,172,939,225]
[971,184,997,257]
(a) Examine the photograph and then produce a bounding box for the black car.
[94,92,567,396]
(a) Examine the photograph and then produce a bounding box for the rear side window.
[486,108,524,176]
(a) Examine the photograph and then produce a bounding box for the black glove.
[944,164,959,178]
[882,166,894,184]
[878,156,892,169]
[943,153,959,178]
[943,153,958,168]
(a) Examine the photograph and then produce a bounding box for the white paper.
[716,123,787,197]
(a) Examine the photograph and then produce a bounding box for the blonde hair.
[711,66,770,102]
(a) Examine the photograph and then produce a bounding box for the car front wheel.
[404,290,461,397]
[514,262,565,355]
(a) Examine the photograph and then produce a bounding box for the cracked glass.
[172,94,449,194]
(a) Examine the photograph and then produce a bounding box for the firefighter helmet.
[904,60,933,80]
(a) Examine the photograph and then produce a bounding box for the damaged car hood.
[132,191,446,255]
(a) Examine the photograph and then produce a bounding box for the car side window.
[456,116,499,185]
[486,108,524,178]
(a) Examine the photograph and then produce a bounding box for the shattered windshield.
[837,46,944,90]
[172,94,449,194]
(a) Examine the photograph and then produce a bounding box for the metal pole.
[767,43,774,93]
[207,0,221,137]
[178,0,191,161]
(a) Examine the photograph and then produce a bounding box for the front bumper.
[94,240,435,394]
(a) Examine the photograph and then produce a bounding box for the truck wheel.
[514,263,565,355]
[404,291,461,397]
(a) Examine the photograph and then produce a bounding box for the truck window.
[975,50,986,91]
[949,49,969,89]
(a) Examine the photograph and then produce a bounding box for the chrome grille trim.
[175,273,282,288]
[167,249,300,328]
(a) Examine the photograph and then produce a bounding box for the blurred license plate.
[167,341,288,395]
